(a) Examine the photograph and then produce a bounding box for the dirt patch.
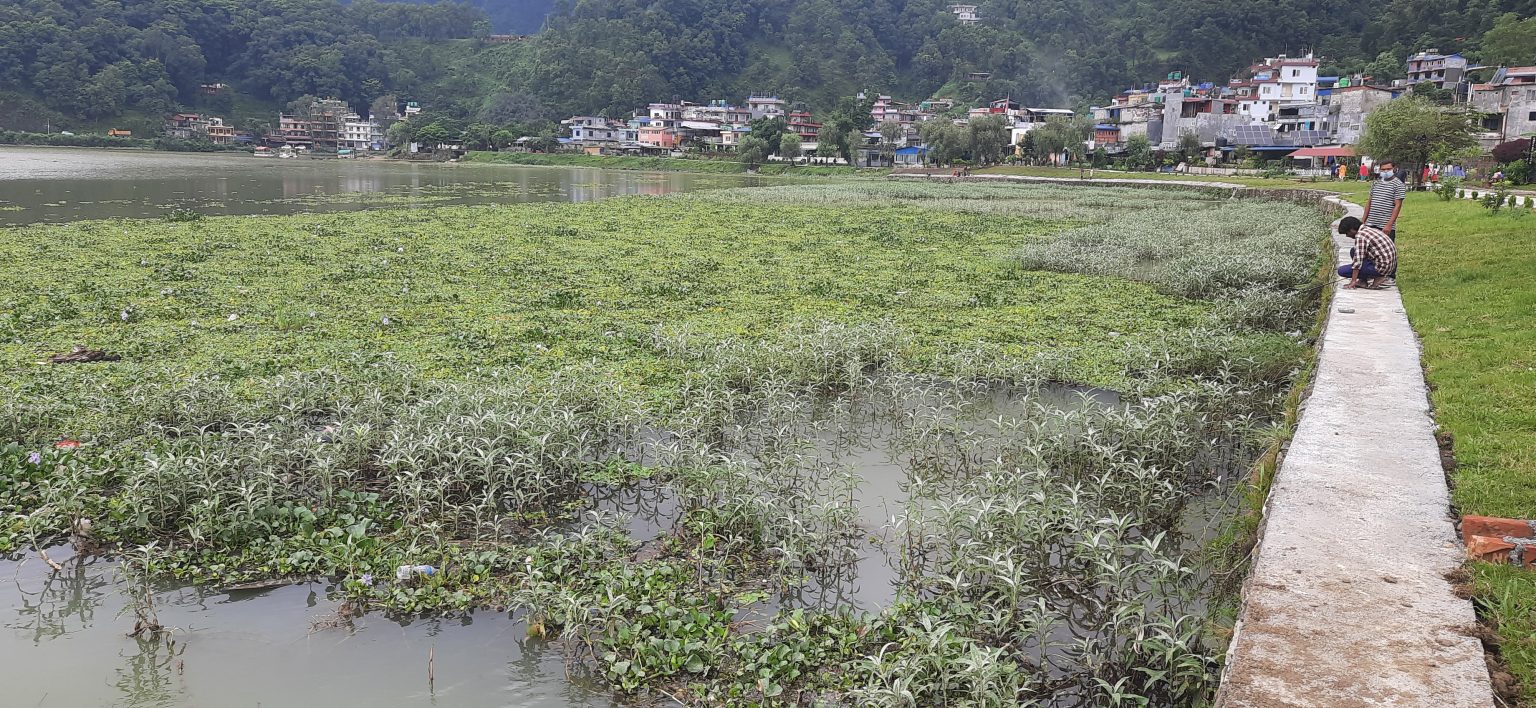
[45,346,120,364]
[1438,430,1460,475]
[1459,597,1525,705]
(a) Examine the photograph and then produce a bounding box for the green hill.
[0,0,1529,133]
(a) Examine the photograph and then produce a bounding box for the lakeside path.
[892,173,1494,706]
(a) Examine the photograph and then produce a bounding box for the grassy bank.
[1,182,1330,704]
[1394,194,1536,698]
[464,150,880,176]
[976,164,1380,197]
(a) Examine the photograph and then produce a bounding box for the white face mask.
[1381,170,1394,179]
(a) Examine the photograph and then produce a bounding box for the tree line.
[1,0,1531,133]
[0,0,484,126]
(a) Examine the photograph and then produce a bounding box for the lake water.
[0,147,769,225]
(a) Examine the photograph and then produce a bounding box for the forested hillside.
[1,0,1532,132]
[383,0,555,34]
[516,0,1535,115]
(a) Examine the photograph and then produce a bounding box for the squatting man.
[1336,216,1397,290]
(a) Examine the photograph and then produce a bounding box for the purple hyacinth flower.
[27,451,42,465]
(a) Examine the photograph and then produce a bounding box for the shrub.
[1435,176,1464,201]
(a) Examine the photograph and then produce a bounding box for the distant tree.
[1359,97,1480,186]
[750,115,789,140]
[1124,134,1154,170]
[1176,131,1202,162]
[1015,130,1037,163]
[1031,116,1091,164]
[462,123,495,150]
[1409,82,1454,105]
[1478,14,1536,67]
[370,94,400,121]
[1492,138,1531,165]
[1361,50,1405,84]
[738,133,772,168]
[492,129,515,150]
[968,115,1010,165]
[815,139,841,159]
[286,95,322,118]
[919,120,969,165]
[386,119,414,148]
[822,95,875,163]
[413,121,455,146]
[779,131,802,159]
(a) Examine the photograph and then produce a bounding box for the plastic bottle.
[395,564,436,581]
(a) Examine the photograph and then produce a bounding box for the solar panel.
[1229,124,1275,146]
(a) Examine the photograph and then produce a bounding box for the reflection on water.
[0,146,769,225]
[1,547,612,707]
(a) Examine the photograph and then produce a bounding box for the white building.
[564,116,622,145]
[1243,55,1319,122]
[745,94,787,120]
[341,114,384,151]
[948,4,979,24]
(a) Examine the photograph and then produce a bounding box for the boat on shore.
[253,146,274,158]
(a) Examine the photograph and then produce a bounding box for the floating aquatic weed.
[0,180,1328,704]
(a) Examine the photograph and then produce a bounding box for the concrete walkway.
[1218,197,1492,707]
[894,172,1494,705]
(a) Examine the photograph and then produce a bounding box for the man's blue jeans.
[1338,261,1384,280]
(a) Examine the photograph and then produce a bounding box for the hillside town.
[136,51,1534,170]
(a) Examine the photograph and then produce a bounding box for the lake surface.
[0,147,769,225]
[1,547,612,708]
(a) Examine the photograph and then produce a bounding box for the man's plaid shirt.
[1354,224,1397,275]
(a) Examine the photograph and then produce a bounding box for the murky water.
[0,147,770,225]
[2,546,613,708]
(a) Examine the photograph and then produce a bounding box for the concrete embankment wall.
[1216,196,1491,707]
[892,173,1494,706]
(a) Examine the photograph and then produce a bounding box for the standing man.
[1362,159,1407,284]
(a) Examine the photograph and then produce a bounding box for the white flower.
[120,310,131,322]
[227,313,238,321]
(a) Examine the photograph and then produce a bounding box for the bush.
[1435,176,1464,201]
[1481,188,1509,214]
[1503,159,1532,185]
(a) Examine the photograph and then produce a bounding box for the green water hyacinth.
[0,181,1330,704]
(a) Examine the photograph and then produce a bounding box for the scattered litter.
[1337,307,1355,314]
[396,564,436,581]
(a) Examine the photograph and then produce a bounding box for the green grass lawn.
[1395,194,1536,697]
